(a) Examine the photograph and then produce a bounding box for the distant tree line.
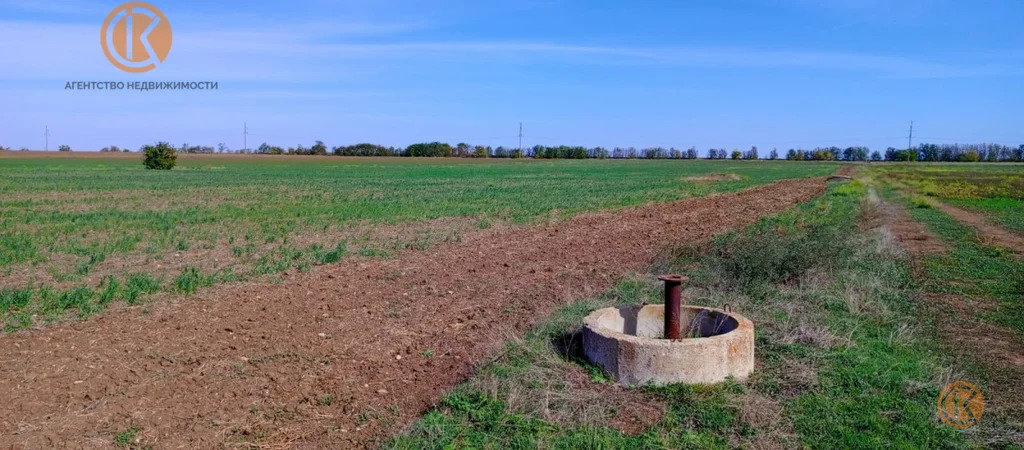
[781,143,1024,162]
[248,141,1024,162]
[68,140,1023,162]
[99,145,132,152]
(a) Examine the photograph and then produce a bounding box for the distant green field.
[873,163,1024,233]
[0,154,837,329]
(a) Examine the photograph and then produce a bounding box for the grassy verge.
[881,187,1024,337]
[391,181,974,449]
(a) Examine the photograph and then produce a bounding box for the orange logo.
[100,2,172,73]
[938,381,984,428]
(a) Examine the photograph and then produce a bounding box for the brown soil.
[834,165,857,177]
[875,197,946,258]
[0,178,826,448]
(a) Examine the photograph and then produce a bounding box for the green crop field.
[0,153,837,330]
[872,164,1024,233]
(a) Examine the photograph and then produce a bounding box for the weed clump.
[0,287,32,311]
[174,267,214,295]
[704,224,847,291]
[701,184,861,291]
[124,273,161,304]
[113,425,140,447]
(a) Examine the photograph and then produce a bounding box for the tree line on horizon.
[239,141,1024,162]
[5,141,1023,162]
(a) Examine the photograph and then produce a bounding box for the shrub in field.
[142,142,177,170]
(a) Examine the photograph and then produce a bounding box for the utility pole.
[908,120,914,151]
[44,125,50,151]
[518,122,522,155]
[243,122,249,153]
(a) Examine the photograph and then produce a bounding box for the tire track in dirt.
[886,179,1023,255]
[871,189,1024,441]
[0,178,827,449]
[929,201,1024,254]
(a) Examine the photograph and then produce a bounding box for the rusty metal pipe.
[658,274,688,339]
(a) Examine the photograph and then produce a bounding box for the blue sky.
[1,0,1022,152]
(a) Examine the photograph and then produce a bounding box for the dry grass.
[467,332,666,433]
[684,173,744,182]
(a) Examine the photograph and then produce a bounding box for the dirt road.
[0,177,826,448]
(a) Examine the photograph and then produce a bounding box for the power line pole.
[518,122,522,154]
[243,122,249,153]
[907,120,913,151]
[44,125,50,151]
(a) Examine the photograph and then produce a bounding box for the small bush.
[142,141,177,170]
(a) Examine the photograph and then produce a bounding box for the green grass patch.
[0,285,32,311]
[173,267,215,295]
[124,273,161,304]
[947,197,1024,235]
[884,187,1024,337]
